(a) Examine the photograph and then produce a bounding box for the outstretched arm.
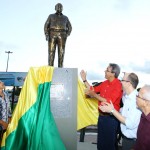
[80,70,107,102]
[80,70,90,88]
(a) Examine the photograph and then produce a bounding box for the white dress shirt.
[121,90,142,138]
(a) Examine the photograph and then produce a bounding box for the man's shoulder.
[114,78,122,86]
[49,13,68,19]
[60,14,69,20]
[49,13,56,17]
[63,14,68,17]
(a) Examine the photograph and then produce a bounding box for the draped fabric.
[77,79,98,130]
[1,66,66,150]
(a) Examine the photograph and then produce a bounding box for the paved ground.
[77,132,97,143]
[77,127,123,150]
[77,142,97,150]
[77,133,97,150]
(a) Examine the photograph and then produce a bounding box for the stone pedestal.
[50,68,78,150]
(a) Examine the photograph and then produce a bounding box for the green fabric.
[1,82,66,150]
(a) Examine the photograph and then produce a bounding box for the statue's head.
[55,3,63,13]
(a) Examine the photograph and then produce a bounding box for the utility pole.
[5,51,13,72]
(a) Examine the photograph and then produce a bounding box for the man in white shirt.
[99,72,142,150]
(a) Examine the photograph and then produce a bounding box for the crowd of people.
[80,63,150,150]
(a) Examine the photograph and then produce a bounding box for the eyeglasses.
[105,69,112,73]
[136,94,149,101]
[121,80,130,83]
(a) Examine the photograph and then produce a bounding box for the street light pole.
[5,51,13,72]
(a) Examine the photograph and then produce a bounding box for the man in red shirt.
[80,63,122,150]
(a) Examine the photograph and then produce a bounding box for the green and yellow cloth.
[1,66,98,149]
[1,66,66,150]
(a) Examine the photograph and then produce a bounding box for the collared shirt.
[92,78,122,111]
[0,92,12,123]
[121,90,142,138]
[134,113,150,150]
[44,13,72,36]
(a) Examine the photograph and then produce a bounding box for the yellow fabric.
[1,66,54,146]
[2,66,98,144]
[77,79,98,130]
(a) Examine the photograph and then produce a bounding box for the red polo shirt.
[92,78,122,111]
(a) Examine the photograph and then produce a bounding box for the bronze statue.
[44,3,72,67]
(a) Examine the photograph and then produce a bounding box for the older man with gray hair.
[135,84,150,150]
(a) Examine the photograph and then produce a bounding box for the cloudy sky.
[0,0,150,87]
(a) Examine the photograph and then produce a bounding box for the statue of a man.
[44,3,72,67]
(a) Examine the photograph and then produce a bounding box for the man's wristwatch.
[83,80,87,83]
[110,108,115,115]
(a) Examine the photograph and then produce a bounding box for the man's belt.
[50,29,66,32]
[122,134,136,141]
[99,112,111,116]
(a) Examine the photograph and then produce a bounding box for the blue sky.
[0,0,150,87]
